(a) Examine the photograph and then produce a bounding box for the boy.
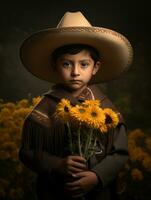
[19,12,133,200]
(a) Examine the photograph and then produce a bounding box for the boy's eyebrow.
[59,58,92,62]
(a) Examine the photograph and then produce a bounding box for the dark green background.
[0,0,150,129]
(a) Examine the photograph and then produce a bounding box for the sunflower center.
[64,106,69,112]
[91,112,98,117]
[105,114,112,124]
[79,108,85,113]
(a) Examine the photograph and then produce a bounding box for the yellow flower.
[128,139,136,151]
[103,108,119,129]
[12,108,31,119]
[1,141,17,151]
[131,168,143,181]
[145,137,151,151]
[0,150,10,160]
[81,99,101,107]
[17,99,29,108]
[32,96,42,106]
[55,99,72,123]
[129,147,147,161]
[1,102,16,112]
[99,124,108,133]
[0,108,12,120]
[70,105,88,124]
[128,129,145,141]
[142,155,151,171]
[86,106,105,129]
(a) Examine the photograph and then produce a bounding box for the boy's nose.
[71,65,80,77]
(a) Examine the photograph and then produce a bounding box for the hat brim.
[20,26,133,83]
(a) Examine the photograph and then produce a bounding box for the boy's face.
[54,50,100,92]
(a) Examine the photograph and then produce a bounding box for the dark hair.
[51,44,101,64]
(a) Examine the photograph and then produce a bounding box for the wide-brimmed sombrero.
[20,11,133,83]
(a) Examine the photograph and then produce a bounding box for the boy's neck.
[70,85,88,98]
[53,84,88,98]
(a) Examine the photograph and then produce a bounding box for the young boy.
[19,12,133,200]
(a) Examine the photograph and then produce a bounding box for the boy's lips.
[69,80,83,84]
[70,80,82,82]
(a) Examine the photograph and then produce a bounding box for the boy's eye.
[81,62,89,68]
[62,61,72,68]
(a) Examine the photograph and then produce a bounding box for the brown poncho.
[19,84,128,200]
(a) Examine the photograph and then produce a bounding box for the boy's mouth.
[69,80,83,85]
[70,80,82,82]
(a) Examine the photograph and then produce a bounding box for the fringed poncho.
[19,84,128,200]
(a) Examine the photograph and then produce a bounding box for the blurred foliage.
[0,96,41,200]
[117,129,151,200]
[0,96,151,200]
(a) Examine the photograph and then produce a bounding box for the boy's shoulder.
[89,84,125,123]
[89,84,115,109]
[25,95,56,128]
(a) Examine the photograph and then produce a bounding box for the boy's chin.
[63,83,87,91]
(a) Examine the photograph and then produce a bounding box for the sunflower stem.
[67,122,73,154]
[89,136,97,158]
[84,128,93,160]
[78,125,82,157]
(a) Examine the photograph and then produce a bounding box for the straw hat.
[20,11,133,83]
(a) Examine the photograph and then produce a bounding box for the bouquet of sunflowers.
[55,99,119,161]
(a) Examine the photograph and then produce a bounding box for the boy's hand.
[55,155,87,176]
[64,171,99,198]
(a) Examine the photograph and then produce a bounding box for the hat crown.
[57,11,92,28]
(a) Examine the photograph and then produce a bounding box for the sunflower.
[70,105,88,124]
[86,106,105,129]
[99,124,108,133]
[81,99,101,107]
[103,108,119,129]
[55,98,72,123]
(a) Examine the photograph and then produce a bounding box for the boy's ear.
[92,61,101,75]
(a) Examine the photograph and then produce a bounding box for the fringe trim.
[21,116,66,157]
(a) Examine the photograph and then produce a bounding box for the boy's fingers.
[69,166,84,173]
[65,180,79,187]
[74,171,87,178]
[70,156,86,163]
[72,161,87,169]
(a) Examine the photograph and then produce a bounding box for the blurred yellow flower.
[32,96,42,106]
[128,139,136,151]
[0,102,16,112]
[142,155,151,171]
[0,108,12,120]
[128,129,145,141]
[0,150,10,160]
[129,147,147,162]
[131,168,143,181]
[1,141,17,151]
[145,137,151,151]
[12,108,32,119]
[17,99,29,108]
[10,149,19,161]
